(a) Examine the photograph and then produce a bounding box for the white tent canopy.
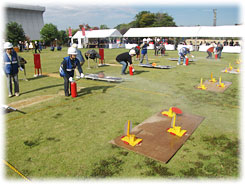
[72,29,122,48]
[86,29,122,38]
[196,25,243,37]
[123,25,243,38]
[72,31,88,39]
[72,29,122,39]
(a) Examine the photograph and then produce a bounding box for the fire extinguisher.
[129,66,134,75]
[215,54,218,60]
[185,57,189,65]
[71,81,77,98]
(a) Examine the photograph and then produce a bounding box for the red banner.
[82,27,86,36]
[68,28,72,38]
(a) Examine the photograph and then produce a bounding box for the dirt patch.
[194,80,232,93]
[8,86,86,109]
[8,95,57,109]
[43,73,60,78]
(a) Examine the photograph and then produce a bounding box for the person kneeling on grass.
[177,47,194,66]
[59,47,84,96]
[116,49,136,75]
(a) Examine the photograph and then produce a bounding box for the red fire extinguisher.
[71,81,77,98]
[185,57,189,65]
[129,66,134,75]
[215,54,218,60]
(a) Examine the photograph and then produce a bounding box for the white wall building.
[5,3,45,40]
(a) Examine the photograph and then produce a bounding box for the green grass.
[4,47,240,180]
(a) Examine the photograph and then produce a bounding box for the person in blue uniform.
[3,42,22,97]
[139,38,149,64]
[59,47,84,96]
[116,49,136,75]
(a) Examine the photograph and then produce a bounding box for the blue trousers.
[178,54,186,64]
[119,61,128,74]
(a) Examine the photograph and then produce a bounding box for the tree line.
[5,11,176,46]
[115,11,176,34]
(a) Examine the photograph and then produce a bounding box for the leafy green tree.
[58,30,69,45]
[138,13,156,27]
[115,11,176,34]
[134,11,150,27]
[153,12,176,27]
[100,24,109,29]
[71,29,79,36]
[5,22,25,46]
[40,23,59,46]
[114,23,131,35]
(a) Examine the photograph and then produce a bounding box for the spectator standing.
[3,42,22,97]
[139,38,149,64]
[34,41,41,53]
[229,39,234,46]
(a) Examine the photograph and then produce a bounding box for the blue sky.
[0,0,242,30]
[42,5,240,30]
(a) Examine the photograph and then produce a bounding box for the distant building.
[5,3,45,40]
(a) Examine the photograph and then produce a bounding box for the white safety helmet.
[67,47,77,55]
[129,49,136,56]
[143,38,147,42]
[4,42,13,49]
[72,43,78,48]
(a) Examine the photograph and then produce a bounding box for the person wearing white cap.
[116,49,136,75]
[3,42,21,97]
[59,47,84,96]
[72,43,85,78]
[139,38,149,64]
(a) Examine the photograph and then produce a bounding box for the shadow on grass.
[21,83,64,95]
[77,85,115,97]
[26,75,48,81]
[132,70,150,75]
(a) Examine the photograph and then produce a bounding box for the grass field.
[4,47,241,181]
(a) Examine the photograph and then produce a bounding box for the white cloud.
[42,4,138,30]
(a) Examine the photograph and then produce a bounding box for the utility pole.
[213,9,217,26]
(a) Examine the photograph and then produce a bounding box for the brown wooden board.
[194,80,232,93]
[110,110,205,163]
[221,69,240,74]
